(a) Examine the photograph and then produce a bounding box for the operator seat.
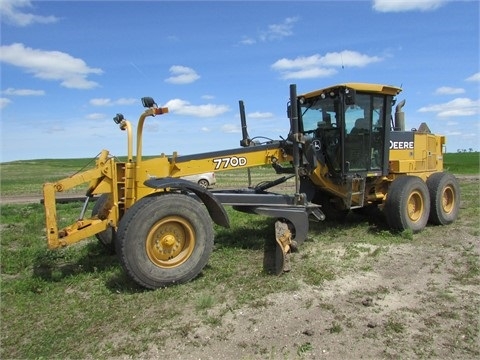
[350,118,368,134]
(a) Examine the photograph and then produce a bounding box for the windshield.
[300,97,339,133]
[300,96,342,172]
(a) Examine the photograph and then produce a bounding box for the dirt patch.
[112,225,479,359]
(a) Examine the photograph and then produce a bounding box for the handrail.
[136,107,169,167]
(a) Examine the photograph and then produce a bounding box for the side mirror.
[113,113,124,124]
[344,88,356,105]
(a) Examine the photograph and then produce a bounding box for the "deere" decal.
[390,141,414,150]
[390,131,415,150]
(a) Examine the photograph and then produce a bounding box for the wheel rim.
[407,190,424,223]
[442,185,455,214]
[146,216,195,268]
[198,179,208,188]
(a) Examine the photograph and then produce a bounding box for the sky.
[0,0,479,163]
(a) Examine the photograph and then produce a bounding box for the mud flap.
[263,220,293,275]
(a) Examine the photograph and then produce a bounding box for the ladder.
[347,176,366,209]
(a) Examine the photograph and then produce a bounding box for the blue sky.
[1,0,479,162]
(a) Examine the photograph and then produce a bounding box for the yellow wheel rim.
[146,216,195,268]
[442,185,455,214]
[407,190,424,223]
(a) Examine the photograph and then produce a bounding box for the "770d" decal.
[213,156,247,169]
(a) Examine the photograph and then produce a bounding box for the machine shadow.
[32,208,389,294]
[32,241,146,293]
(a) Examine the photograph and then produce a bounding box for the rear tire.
[116,194,214,289]
[426,172,460,225]
[385,176,430,233]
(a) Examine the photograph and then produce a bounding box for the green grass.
[297,342,313,356]
[444,152,479,174]
[0,155,140,196]
[0,154,479,359]
[0,158,98,196]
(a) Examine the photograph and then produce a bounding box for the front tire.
[116,194,214,289]
[426,172,460,225]
[385,176,430,233]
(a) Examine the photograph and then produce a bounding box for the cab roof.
[300,83,402,98]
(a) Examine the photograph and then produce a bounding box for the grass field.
[443,152,480,174]
[0,152,478,196]
[0,153,479,359]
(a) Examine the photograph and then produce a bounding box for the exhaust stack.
[394,99,406,131]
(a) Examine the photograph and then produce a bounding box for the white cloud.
[466,72,480,82]
[260,16,299,42]
[89,98,137,106]
[144,122,159,133]
[418,98,480,117]
[445,131,462,136]
[273,55,323,69]
[86,113,107,120]
[45,125,65,134]
[241,16,299,45]
[2,87,45,96]
[279,67,338,80]
[116,98,138,106]
[165,65,200,84]
[435,86,465,95]
[166,35,180,42]
[164,99,230,117]
[0,0,59,26]
[461,133,479,138]
[0,43,102,89]
[272,50,383,80]
[90,98,111,106]
[323,51,383,67]
[248,112,274,119]
[372,0,449,12]
[221,124,240,133]
[240,37,256,45]
[446,121,459,126]
[0,98,12,109]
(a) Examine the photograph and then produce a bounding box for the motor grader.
[43,83,460,289]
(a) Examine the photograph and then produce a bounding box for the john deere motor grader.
[43,83,460,289]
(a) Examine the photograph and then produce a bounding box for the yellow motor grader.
[43,83,460,289]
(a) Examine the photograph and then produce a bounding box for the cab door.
[343,93,390,175]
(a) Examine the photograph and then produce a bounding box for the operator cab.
[298,83,402,178]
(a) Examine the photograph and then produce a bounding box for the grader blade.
[263,220,292,275]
